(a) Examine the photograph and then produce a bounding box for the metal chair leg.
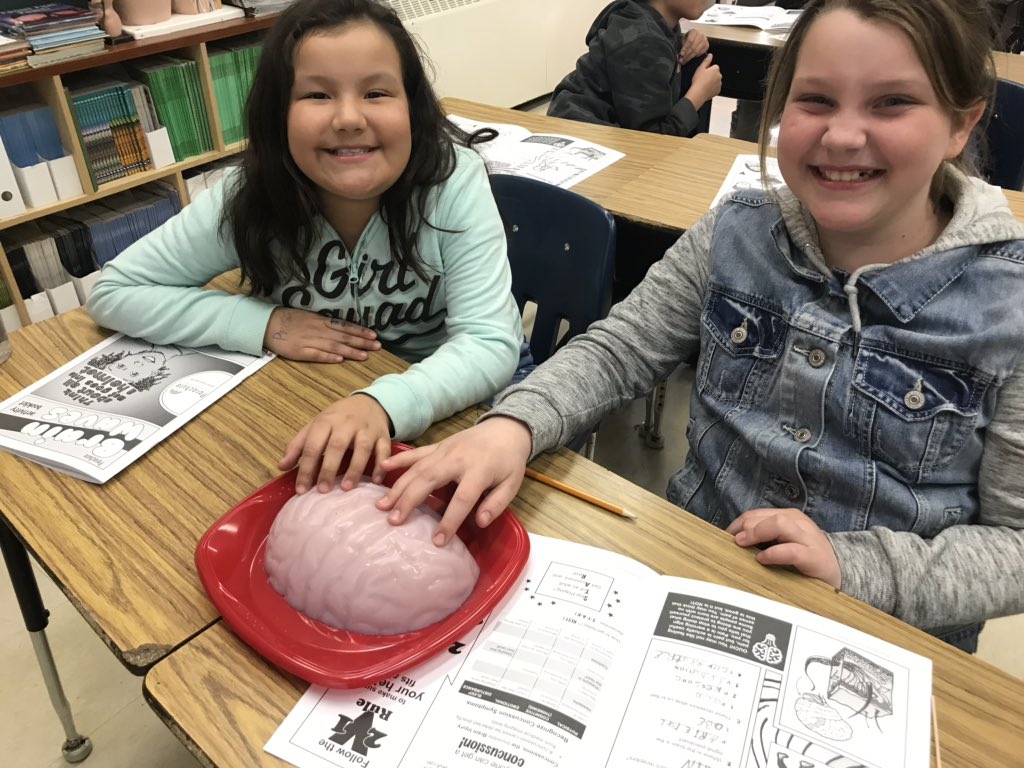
[1,521,93,764]
[637,380,667,449]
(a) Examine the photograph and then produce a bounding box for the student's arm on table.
[353,149,523,443]
[379,211,720,544]
[287,150,522,494]
[86,175,275,355]
[832,367,1024,629]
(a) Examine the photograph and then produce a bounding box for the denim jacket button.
[730,325,748,344]
[794,428,812,443]
[807,349,827,367]
[904,390,926,410]
[785,484,801,500]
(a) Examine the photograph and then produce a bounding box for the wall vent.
[385,0,482,21]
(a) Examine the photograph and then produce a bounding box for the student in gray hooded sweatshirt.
[379,0,1024,654]
[547,0,722,137]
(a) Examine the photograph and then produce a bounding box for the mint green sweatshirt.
[87,145,523,439]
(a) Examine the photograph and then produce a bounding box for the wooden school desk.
[441,96,686,211]
[608,133,1024,230]
[441,98,742,232]
[441,99,1024,236]
[995,50,1024,85]
[0,308,409,672]
[142,422,1024,767]
[688,21,1024,97]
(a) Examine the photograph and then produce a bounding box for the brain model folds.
[265,481,480,635]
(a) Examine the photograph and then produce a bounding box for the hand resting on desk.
[727,507,842,588]
[263,307,381,363]
[377,417,532,546]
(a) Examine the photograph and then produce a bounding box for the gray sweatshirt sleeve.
[486,210,718,457]
[832,365,1024,630]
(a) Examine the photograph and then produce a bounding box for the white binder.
[0,137,28,218]
[12,160,58,209]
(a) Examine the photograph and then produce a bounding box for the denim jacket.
[668,188,1024,537]
[490,168,1024,638]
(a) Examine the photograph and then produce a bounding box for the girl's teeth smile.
[816,167,883,182]
[331,148,373,156]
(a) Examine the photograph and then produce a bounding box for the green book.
[126,56,212,162]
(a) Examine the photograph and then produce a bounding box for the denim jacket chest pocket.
[849,346,990,481]
[698,291,788,404]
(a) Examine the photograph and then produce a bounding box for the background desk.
[688,22,1024,98]
[443,96,684,211]
[608,133,1024,230]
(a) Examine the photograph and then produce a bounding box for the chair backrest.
[986,78,1024,191]
[489,174,616,364]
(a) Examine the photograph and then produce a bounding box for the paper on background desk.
[266,534,932,768]
[448,115,624,189]
[695,4,802,32]
[712,153,784,208]
[0,333,272,483]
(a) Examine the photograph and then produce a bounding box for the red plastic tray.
[195,442,530,688]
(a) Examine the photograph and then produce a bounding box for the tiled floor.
[3,96,1022,767]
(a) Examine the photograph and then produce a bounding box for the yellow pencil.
[524,467,636,519]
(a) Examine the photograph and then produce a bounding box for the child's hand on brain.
[280,394,393,494]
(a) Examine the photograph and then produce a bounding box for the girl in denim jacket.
[378,0,1024,652]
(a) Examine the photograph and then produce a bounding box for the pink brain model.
[265,481,480,635]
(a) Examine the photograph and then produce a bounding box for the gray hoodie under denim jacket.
[488,168,1024,646]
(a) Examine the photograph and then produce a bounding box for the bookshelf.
[0,13,277,327]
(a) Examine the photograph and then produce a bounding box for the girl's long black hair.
[224,0,470,294]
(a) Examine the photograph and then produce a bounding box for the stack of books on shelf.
[223,0,294,18]
[125,55,214,162]
[0,85,83,214]
[0,181,181,326]
[64,71,164,188]
[0,32,31,74]
[209,37,261,145]
[0,3,106,69]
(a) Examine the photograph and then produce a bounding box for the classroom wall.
[406,0,609,107]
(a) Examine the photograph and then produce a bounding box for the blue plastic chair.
[986,78,1024,191]
[490,174,616,457]
[489,174,616,365]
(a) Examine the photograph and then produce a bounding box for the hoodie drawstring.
[842,263,888,354]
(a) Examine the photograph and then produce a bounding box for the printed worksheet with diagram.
[446,115,624,189]
[266,535,932,768]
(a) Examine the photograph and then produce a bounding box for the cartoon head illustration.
[85,345,190,392]
[110,351,167,383]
